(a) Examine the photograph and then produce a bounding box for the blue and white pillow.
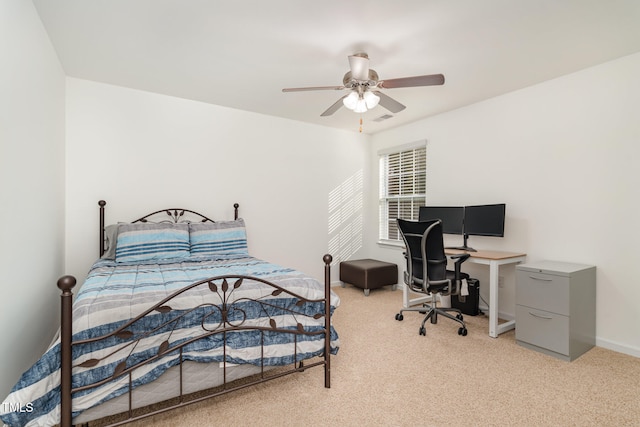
[115,223,190,263]
[189,219,248,257]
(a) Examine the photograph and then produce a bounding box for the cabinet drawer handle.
[529,275,552,282]
[529,311,553,320]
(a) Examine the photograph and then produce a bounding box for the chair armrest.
[449,253,470,262]
[450,254,470,277]
[449,253,470,295]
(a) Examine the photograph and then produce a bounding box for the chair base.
[395,303,468,336]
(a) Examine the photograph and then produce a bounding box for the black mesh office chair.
[395,218,471,336]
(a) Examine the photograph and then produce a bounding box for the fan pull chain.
[359,117,363,133]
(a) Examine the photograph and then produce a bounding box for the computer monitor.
[464,204,506,237]
[418,206,464,235]
[459,204,506,251]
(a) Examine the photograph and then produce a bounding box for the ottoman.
[339,259,398,296]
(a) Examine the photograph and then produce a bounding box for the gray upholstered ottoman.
[339,259,398,296]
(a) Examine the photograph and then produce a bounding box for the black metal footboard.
[57,254,333,427]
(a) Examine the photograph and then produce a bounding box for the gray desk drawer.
[516,270,569,315]
[515,305,569,356]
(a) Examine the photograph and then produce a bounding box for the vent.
[373,114,394,122]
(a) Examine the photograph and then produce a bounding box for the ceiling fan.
[282,53,445,117]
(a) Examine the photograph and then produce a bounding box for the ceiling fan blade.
[373,91,406,113]
[320,95,347,117]
[348,54,370,81]
[282,85,345,92]
[379,73,445,89]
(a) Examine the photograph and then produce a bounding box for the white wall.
[366,53,640,357]
[65,78,367,285]
[0,0,66,397]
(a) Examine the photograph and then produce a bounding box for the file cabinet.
[515,261,596,361]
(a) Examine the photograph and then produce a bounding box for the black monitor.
[464,204,506,237]
[461,204,506,251]
[418,206,464,235]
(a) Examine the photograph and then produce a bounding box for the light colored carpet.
[99,285,640,426]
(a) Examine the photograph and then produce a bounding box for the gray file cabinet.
[515,261,596,361]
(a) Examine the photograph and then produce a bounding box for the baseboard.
[596,337,640,359]
[498,311,515,321]
[477,305,515,322]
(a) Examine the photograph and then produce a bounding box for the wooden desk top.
[445,248,527,260]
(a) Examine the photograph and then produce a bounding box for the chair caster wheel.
[458,327,468,336]
[419,327,426,336]
[395,313,404,321]
[456,313,463,321]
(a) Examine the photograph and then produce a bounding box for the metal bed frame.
[57,200,333,426]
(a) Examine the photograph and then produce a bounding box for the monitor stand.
[445,234,477,252]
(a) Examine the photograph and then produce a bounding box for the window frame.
[378,140,427,246]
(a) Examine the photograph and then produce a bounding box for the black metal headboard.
[98,200,240,257]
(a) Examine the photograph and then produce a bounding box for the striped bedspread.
[1,255,340,427]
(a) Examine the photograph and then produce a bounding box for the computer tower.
[451,278,480,316]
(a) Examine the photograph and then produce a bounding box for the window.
[378,142,426,243]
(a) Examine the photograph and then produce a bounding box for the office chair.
[395,218,471,336]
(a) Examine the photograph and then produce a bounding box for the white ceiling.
[33,0,640,134]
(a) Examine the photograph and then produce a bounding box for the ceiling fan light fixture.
[353,98,368,113]
[363,91,380,109]
[282,52,444,118]
[343,91,378,113]
[343,91,359,110]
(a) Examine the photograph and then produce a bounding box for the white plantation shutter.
[379,142,426,242]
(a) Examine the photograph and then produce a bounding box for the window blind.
[379,144,426,242]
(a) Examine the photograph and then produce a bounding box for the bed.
[1,201,339,427]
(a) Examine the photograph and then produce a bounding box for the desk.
[401,249,526,338]
[445,249,527,338]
